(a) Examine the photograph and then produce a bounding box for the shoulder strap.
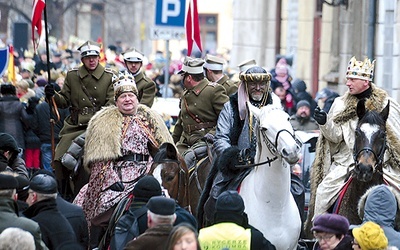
[183,96,202,123]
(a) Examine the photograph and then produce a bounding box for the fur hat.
[0,174,18,190]
[311,213,349,235]
[352,221,388,250]
[147,196,176,216]
[296,100,310,110]
[133,176,162,201]
[30,170,57,194]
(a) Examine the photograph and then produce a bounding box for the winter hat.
[311,213,349,235]
[147,196,176,216]
[215,190,245,214]
[36,78,47,87]
[0,133,20,154]
[352,221,388,250]
[15,175,30,201]
[133,176,162,201]
[296,100,311,110]
[30,170,57,194]
[0,174,18,190]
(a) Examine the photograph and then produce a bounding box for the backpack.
[98,193,146,250]
[109,206,148,250]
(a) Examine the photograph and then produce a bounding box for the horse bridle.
[238,128,301,168]
[151,160,188,206]
[353,129,387,171]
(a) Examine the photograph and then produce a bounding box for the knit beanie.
[311,213,349,235]
[352,221,388,250]
[296,100,311,110]
[133,176,162,201]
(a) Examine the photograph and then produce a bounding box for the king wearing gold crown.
[306,56,400,233]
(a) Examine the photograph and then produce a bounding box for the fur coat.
[306,84,400,234]
[83,104,173,167]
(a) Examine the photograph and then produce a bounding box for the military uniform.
[134,70,156,107]
[53,64,115,163]
[217,75,238,96]
[172,78,228,154]
[123,48,156,108]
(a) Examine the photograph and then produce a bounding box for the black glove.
[238,148,255,165]
[203,133,214,143]
[44,84,55,99]
[26,96,40,114]
[314,106,327,125]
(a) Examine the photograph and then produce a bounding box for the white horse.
[239,103,302,250]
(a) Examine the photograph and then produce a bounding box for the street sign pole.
[153,0,185,98]
[164,40,170,98]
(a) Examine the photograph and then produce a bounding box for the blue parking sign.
[155,0,186,27]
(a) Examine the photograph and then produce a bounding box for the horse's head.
[248,102,301,164]
[148,142,189,206]
[353,99,389,182]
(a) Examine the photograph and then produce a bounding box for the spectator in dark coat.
[314,87,339,113]
[56,194,89,249]
[0,173,47,250]
[0,84,30,154]
[291,79,317,116]
[24,170,77,249]
[29,83,69,171]
[124,196,177,250]
[0,133,29,179]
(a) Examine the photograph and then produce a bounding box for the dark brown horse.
[333,99,389,224]
[148,142,191,211]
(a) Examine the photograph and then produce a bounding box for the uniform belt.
[184,121,216,134]
[117,153,149,162]
[80,107,98,115]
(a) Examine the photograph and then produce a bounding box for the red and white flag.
[185,0,202,56]
[31,0,45,51]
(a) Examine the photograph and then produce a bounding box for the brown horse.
[148,142,191,211]
[305,99,391,238]
[333,99,389,224]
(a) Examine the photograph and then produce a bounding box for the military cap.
[77,40,101,58]
[0,174,18,190]
[146,196,176,216]
[177,57,205,75]
[123,48,144,62]
[23,50,34,59]
[238,59,257,72]
[203,54,225,71]
[112,71,138,99]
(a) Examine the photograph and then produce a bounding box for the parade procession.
[0,0,400,250]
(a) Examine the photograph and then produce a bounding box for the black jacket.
[56,195,89,249]
[23,198,77,249]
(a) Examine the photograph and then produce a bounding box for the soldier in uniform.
[203,54,238,96]
[122,48,156,108]
[172,57,229,161]
[44,40,115,197]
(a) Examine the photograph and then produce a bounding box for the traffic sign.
[155,0,186,27]
[150,26,185,40]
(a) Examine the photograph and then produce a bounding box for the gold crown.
[346,56,375,81]
[112,72,138,98]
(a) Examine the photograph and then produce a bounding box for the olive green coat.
[172,78,229,153]
[217,74,238,96]
[53,64,115,162]
[135,70,156,108]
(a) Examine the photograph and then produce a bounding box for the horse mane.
[358,110,385,128]
[152,143,179,162]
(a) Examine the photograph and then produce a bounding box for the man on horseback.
[309,57,400,224]
[73,72,173,247]
[172,57,229,167]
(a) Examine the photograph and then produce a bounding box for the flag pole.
[43,2,51,81]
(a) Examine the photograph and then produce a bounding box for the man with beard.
[289,100,319,131]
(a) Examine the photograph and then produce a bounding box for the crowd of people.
[0,37,399,250]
